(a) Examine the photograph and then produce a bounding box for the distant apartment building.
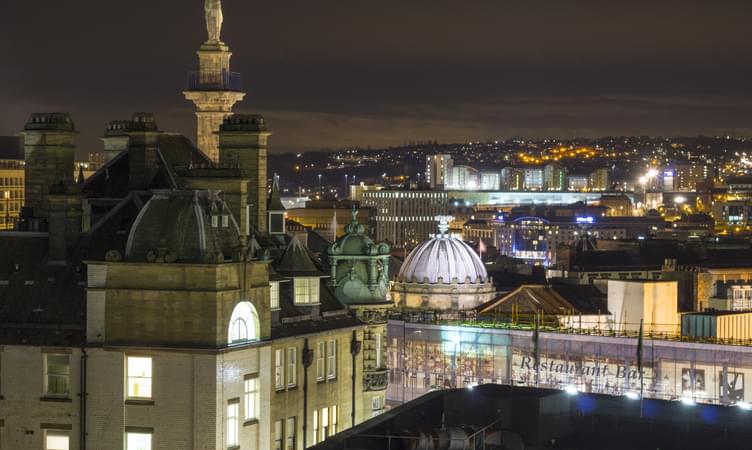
[0,136,24,230]
[479,172,500,190]
[286,200,374,239]
[349,183,383,202]
[543,163,567,191]
[599,194,633,216]
[447,165,479,190]
[567,174,589,191]
[589,167,610,191]
[360,189,448,249]
[425,154,452,189]
[670,163,710,192]
[500,167,524,191]
[523,167,543,191]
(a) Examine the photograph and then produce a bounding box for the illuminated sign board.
[575,216,595,224]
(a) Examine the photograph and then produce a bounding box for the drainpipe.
[79,347,88,450]
[350,331,362,427]
[302,339,313,449]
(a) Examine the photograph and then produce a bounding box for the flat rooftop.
[316,384,752,450]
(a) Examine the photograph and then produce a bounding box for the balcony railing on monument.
[186,70,242,92]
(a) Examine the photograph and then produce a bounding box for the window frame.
[275,349,284,390]
[227,400,240,448]
[286,416,296,450]
[316,341,325,381]
[126,356,153,400]
[125,430,152,450]
[274,419,284,450]
[44,430,70,450]
[326,340,337,380]
[244,376,260,421]
[44,353,71,398]
[270,281,280,310]
[286,347,297,388]
[312,410,318,445]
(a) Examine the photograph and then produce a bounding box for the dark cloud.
[2,1,752,155]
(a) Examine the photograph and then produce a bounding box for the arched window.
[228,302,260,345]
[229,318,247,343]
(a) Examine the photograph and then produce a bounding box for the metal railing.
[186,70,242,92]
[389,310,752,348]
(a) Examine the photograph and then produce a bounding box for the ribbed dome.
[398,230,488,285]
[125,189,240,263]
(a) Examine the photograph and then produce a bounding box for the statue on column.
[205,0,224,42]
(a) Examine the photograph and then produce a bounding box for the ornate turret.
[327,207,391,306]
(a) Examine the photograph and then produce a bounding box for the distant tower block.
[183,2,245,163]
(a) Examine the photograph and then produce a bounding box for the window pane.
[45,431,69,450]
[287,348,297,387]
[126,432,152,450]
[127,357,152,399]
[286,417,296,450]
[270,282,280,309]
[227,403,239,446]
[245,377,259,420]
[274,420,283,450]
[316,342,325,381]
[46,354,70,396]
[275,350,284,389]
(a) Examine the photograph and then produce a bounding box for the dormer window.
[211,215,219,228]
[270,281,280,310]
[294,277,320,305]
[222,215,229,228]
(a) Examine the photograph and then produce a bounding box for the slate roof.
[477,284,608,316]
[82,134,211,198]
[0,234,86,346]
[275,236,326,277]
[0,136,22,160]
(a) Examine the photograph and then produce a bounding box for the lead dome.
[392,216,497,311]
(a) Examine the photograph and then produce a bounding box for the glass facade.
[387,320,752,406]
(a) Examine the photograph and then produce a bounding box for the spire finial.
[435,215,453,236]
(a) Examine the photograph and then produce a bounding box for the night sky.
[3,0,752,156]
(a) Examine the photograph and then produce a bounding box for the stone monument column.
[184,0,245,163]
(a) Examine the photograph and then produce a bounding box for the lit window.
[331,405,338,435]
[312,410,318,445]
[287,347,297,387]
[275,349,284,390]
[294,278,309,304]
[45,430,69,450]
[321,407,329,440]
[45,354,70,397]
[326,340,337,380]
[229,318,247,343]
[316,341,325,381]
[227,401,239,447]
[125,431,152,450]
[274,420,283,450]
[244,376,259,421]
[286,417,296,450]
[270,282,280,310]
[372,396,382,411]
[375,332,383,369]
[227,302,259,345]
[294,278,320,305]
[126,356,152,399]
